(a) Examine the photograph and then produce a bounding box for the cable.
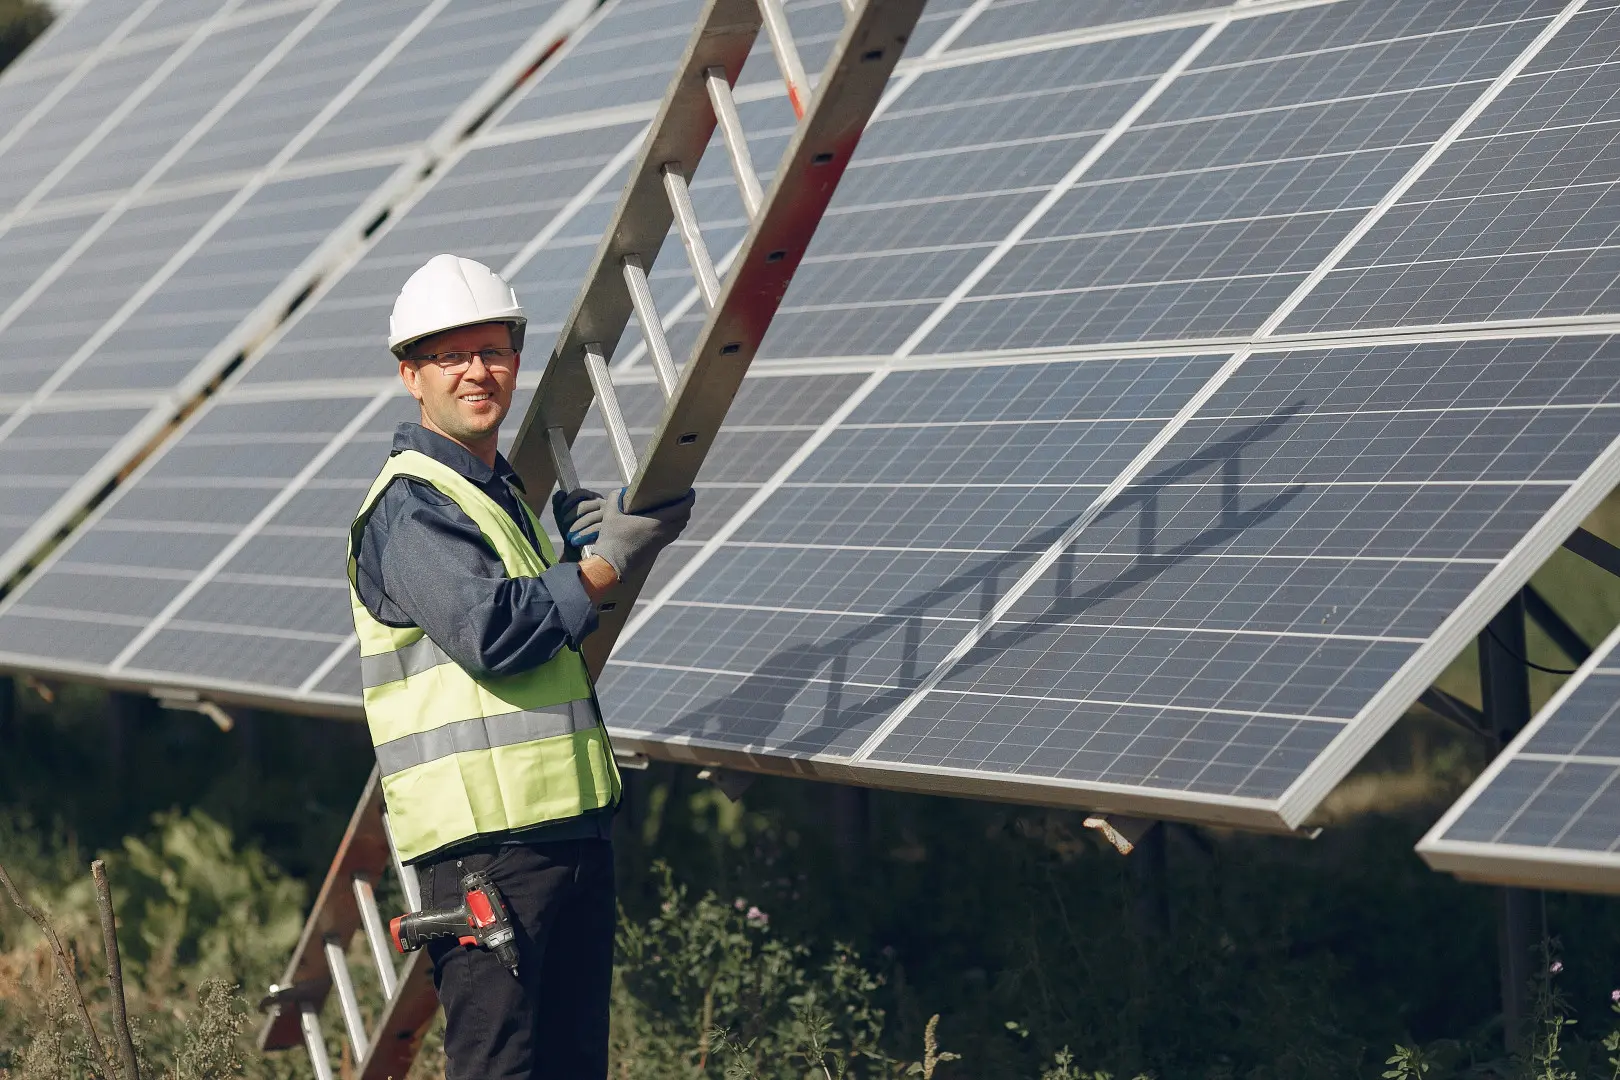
[1484,624,1579,676]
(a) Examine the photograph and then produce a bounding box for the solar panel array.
[1420,619,1620,892]
[4,0,1620,838]
[0,0,585,589]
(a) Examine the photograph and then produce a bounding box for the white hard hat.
[388,254,527,357]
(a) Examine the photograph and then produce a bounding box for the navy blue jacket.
[354,423,611,848]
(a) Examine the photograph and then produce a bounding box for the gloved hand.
[590,487,695,579]
[550,487,604,562]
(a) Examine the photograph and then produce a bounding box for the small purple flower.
[1549,960,1564,975]
[745,905,769,927]
[1610,988,1619,1003]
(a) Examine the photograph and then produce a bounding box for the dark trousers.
[421,839,615,1080]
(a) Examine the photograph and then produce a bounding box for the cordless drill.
[389,869,521,977]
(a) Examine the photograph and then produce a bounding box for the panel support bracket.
[1082,814,1160,855]
[1563,526,1620,580]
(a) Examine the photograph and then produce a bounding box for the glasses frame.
[405,347,519,375]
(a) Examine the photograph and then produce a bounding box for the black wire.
[1484,624,1580,676]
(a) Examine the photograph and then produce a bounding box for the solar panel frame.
[1419,618,1620,893]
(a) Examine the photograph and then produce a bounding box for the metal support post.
[831,783,868,872]
[1129,822,1171,939]
[1523,584,1592,666]
[1479,590,1543,1056]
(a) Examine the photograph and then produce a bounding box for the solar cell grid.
[1283,1,1620,332]
[918,0,1566,354]
[42,9,315,204]
[1420,622,1620,891]
[0,0,584,595]
[951,0,1229,51]
[595,326,1620,826]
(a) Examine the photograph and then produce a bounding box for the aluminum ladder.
[257,1,925,1075]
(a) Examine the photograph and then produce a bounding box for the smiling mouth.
[462,394,492,403]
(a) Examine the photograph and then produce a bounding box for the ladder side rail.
[259,769,392,1051]
[508,0,766,500]
[583,0,929,676]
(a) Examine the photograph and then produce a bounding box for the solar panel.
[0,0,584,588]
[1282,2,1620,333]
[1419,619,1620,892]
[4,0,1620,837]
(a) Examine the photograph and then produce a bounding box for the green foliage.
[0,810,304,1080]
[611,861,891,1079]
[1382,1045,1436,1080]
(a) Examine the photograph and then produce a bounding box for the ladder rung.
[546,426,598,561]
[324,937,370,1062]
[757,0,811,119]
[583,343,639,484]
[704,66,763,219]
[621,255,680,397]
[662,166,721,308]
[547,425,583,491]
[381,812,420,914]
[351,875,398,1001]
[300,1003,336,1080]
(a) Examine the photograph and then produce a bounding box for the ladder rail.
[258,770,391,1051]
[580,0,928,675]
[506,0,766,499]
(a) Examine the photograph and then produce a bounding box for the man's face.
[398,322,519,449]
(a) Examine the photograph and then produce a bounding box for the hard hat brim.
[390,314,528,358]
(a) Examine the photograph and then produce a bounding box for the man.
[345,254,693,1079]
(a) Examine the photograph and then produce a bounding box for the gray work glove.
[551,487,604,562]
[591,487,695,578]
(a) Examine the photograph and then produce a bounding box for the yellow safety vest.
[347,449,620,863]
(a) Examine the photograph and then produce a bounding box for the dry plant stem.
[92,859,141,1080]
[0,860,116,1078]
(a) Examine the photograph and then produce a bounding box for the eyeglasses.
[406,347,517,374]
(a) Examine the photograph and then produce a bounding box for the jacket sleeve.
[371,480,599,678]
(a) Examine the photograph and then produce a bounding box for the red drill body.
[390,870,521,977]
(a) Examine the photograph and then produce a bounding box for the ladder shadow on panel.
[641,406,1309,757]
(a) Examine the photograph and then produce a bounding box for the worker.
[345,254,694,1079]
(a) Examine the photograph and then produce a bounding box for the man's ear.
[399,358,424,402]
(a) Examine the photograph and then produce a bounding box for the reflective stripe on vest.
[360,636,455,689]
[373,699,599,776]
[347,448,620,863]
